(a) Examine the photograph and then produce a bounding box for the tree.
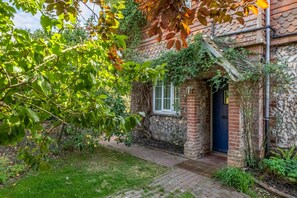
[0,0,164,163]
[135,0,269,50]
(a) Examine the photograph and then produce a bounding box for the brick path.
[101,140,248,198]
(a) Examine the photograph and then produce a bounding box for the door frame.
[210,86,213,151]
[210,85,229,153]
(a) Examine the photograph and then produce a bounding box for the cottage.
[131,0,297,167]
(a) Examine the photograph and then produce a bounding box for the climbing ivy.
[150,34,262,87]
[150,35,218,86]
[118,0,147,60]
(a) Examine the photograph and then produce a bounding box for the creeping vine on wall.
[118,0,147,60]
[150,34,262,87]
[150,35,217,86]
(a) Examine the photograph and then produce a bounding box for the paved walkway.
[101,140,248,198]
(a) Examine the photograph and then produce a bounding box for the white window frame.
[153,82,179,115]
[185,0,191,8]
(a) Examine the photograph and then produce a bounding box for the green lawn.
[0,146,167,198]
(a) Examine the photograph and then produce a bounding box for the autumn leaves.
[137,0,269,50]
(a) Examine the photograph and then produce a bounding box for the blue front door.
[212,87,229,153]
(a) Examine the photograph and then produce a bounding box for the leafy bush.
[214,167,254,193]
[0,157,26,184]
[61,126,100,152]
[263,146,297,183]
[271,145,297,160]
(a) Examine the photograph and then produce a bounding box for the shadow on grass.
[0,146,167,198]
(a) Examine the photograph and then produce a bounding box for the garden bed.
[0,145,18,160]
[133,137,184,155]
[251,169,297,197]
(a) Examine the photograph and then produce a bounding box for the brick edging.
[254,178,296,198]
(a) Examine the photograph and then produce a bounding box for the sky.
[5,1,100,31]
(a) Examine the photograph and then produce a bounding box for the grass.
[0,146,167,198]
[214,166,257,198]
[166,189,195,198]
[179,191,195,198]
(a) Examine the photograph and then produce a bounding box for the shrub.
[214,167,254,193]
[0,156,26,184]
[263,146,297,183]
[271,145,297,160]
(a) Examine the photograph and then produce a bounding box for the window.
[185,0,191,8]
[153,81,180,114]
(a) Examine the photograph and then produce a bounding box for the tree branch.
[82,2,100,21]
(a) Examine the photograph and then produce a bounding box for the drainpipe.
[265,0,271,156]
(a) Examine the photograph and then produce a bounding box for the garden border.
[254,178,296,198]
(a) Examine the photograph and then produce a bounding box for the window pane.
[174,99,180,112]
[163,83,171,99]
[174,87,180,112]
[156,81,162,86]
[174,87,180,98]
[163,98,171,110]
[155,86,162,99]
[163,82,171,110]
[155,99,162,111]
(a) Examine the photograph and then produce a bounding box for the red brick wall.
[228,83,245,167]
[184,79,211,159]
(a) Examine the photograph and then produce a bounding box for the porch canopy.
[202,35,257,82]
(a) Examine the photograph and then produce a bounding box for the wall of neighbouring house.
[271,42,297,148]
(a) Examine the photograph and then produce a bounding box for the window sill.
[151,112,182,118]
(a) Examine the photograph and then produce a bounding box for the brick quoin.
[227,83,245,167]
[184,80,211,159]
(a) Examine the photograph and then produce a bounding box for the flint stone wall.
[149,115,187,147]
[272,43,297,147]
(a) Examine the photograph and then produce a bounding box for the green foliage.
[214,167,254,193]
[118,0,147,60]
[179,192,195,198]
[0,156,27,184]
[149,34,274,87]
[207,70,228,91]
[264,62,292,93]
[61,126,100,152]
[151,35,217,86]
[263,146,297,183]
[118,0,146,48]
[271,145,297,160]
[263,159,297,183]
[0,146,167,197]
[0,0,164,169]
